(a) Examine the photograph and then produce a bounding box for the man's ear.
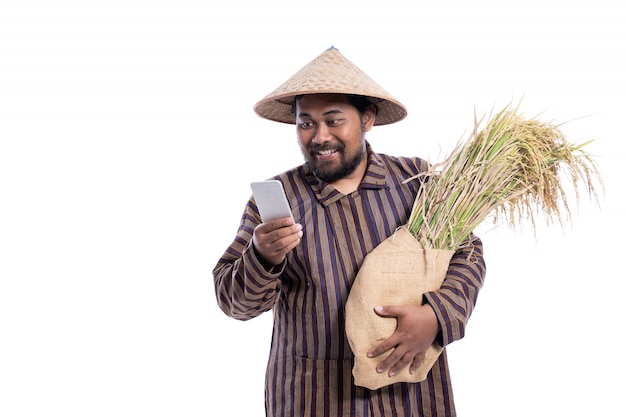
[362,105,377,131]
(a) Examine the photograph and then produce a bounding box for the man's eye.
[327,119,341,126]
[299,121,313,129]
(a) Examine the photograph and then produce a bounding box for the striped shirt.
[213,144,486,417]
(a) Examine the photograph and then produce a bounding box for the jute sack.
[345,226,454,390]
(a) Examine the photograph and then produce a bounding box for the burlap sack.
[345,226,454,390]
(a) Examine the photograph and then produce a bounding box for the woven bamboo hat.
[253,47,407,126]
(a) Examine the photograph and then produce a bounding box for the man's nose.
[312,124,332,144]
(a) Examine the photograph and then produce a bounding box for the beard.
[304,138,367,183]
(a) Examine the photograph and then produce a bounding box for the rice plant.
[405,102,603,250]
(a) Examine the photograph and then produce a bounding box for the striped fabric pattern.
[214,144,486,417]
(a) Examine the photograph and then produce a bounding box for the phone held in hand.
[250,180,293,223]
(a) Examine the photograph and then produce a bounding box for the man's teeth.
[318,149,336,155]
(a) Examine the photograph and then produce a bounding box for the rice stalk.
[405,103,604,250]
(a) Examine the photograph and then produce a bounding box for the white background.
[1,0,624,416]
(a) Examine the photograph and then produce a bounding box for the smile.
[316,149,340,161]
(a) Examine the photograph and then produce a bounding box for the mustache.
[309,141,345,153]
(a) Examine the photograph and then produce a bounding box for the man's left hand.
[366,303,440,377]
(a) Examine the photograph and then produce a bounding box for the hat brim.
[254,92,407,126]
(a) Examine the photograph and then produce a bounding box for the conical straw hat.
[253,47,407,126]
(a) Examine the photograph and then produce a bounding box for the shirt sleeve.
[212,199,285,321]
[423,234,487,347]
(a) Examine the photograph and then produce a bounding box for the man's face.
[295,94,375,183]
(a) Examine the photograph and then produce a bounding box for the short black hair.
[291,94,378,117]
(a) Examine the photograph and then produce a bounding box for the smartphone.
[250,180,293,222]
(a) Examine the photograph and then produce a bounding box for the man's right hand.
[252,217,303,267]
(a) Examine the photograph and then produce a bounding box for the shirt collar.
[304,142,388,207]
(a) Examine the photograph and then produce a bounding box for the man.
[213,47,486,417]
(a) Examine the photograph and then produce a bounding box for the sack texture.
[345,227,454,390]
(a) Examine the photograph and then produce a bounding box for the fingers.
[264,222,303,248]
[367,306,402,359]
[409,352,426,375]
[257,216,297,234]
[368,304,432,377]
[370,343,427,377]
[372,345,419,377]
[253,218,303,266]
[367,334,396,360]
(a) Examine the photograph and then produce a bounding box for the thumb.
[374,305,398,317]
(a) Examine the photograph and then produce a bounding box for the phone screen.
[250,180,293,222]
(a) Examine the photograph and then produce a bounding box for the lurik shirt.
[213,143,487,417]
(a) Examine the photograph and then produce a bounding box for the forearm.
[213,240,283,320]
[423,234,487,347]
[213,202,283,321]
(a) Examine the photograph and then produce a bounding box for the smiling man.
[213,47,486,417]
[295,94,373,194]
